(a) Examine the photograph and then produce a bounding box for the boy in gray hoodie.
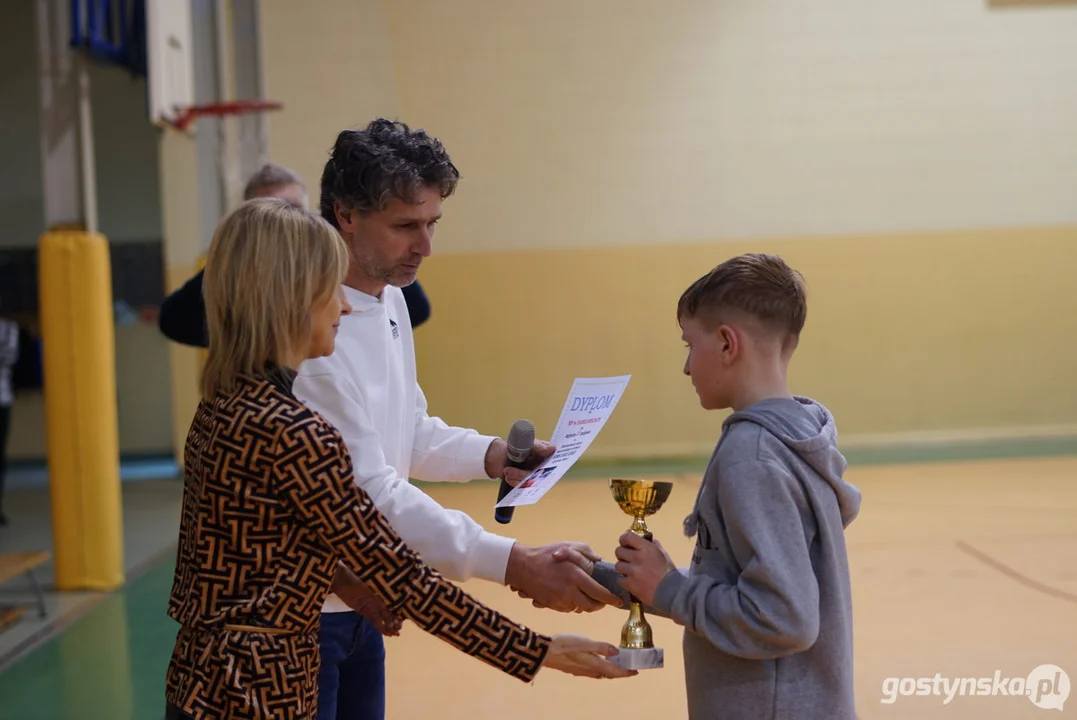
[587,253,862,719]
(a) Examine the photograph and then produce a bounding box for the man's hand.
[515,544,627,610]
[331,564,403,637]
[613,532,677,607]
[484,438,556,485]
[505,542,623,613]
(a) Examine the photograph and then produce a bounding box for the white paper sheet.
[495,374,631,508]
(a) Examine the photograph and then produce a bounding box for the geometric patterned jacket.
[165,370,550,718]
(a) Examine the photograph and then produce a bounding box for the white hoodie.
[294,285,517,614]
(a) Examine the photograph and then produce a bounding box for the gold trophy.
[608,478,673,670]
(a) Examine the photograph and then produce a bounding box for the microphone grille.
[506,419,535,463]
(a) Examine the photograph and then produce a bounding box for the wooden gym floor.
[0,454,1074,719]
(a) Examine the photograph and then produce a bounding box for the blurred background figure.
[0,303,18,526]
[158,163,431,349]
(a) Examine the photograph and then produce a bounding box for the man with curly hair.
[295,119,626,720]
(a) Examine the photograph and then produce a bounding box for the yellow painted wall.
[260,0,1077,457]
[413,226,1077,458]
[261,0,399,209]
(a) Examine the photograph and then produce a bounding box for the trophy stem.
[621,511,655,649]
[629,514,651,540]
[620,598,653,649]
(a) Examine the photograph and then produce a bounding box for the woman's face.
[307,285,352,359]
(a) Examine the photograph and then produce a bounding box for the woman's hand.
[541,634,639,679]
[343,586,403,637]
[331,563,403,637]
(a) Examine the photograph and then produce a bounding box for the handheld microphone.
[494,419,535,524]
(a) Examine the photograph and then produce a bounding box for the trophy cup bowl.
[608,478,673,670]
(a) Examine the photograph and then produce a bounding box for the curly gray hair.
[319,119,460,228]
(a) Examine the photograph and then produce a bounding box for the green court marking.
[0,558,178,720]
[839,435,1077,467]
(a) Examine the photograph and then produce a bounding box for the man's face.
[336,185,441,291]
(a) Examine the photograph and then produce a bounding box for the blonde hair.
[200,198,349,399]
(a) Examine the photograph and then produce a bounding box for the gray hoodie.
[594,396,861,719]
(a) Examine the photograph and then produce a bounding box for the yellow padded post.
[38,230,125,590]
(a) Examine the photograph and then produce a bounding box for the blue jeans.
[317,612,386,720]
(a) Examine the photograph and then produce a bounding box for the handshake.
[340,436,678,682]
[504,535,678,679]
[336,534,677,681]
[507,538,675,614]
[503,476,679,680]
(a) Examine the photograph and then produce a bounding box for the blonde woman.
[164,199,633,720]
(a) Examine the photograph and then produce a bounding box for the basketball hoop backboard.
[146,0,193,129]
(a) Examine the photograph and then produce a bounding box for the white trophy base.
[610,646,664,670]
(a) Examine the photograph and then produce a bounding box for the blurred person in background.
[0,301,18,526]
[157,162,434,348]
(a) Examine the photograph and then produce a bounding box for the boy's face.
[680,315,737,410]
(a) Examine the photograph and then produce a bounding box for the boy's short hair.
[678,253,807,346]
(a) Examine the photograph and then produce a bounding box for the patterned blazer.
[165,371,550,719]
